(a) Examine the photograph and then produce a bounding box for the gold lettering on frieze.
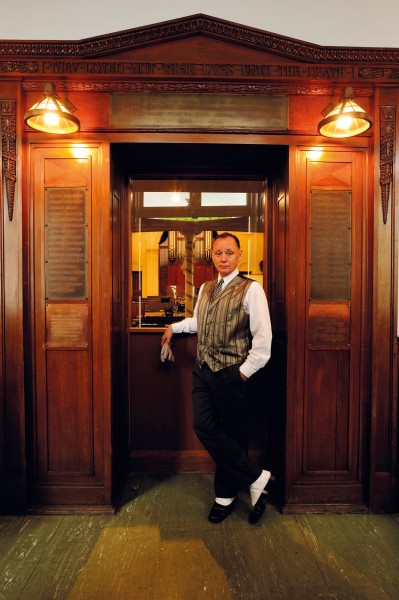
[41,60,354,79]
[241,65,271,77]
[43,61,83,74]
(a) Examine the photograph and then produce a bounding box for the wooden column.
[0,86,26,513]
[370,88,398,512]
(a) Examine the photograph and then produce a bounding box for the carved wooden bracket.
[0,100,16,221]
[380,106,395,225]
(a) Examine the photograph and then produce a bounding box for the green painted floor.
[1,473,399,600]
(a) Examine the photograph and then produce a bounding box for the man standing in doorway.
[161,232,273,524]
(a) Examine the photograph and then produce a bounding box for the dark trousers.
[192,361,262,498]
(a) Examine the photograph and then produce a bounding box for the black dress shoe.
[208,500,236,524]
[249,476,275,524]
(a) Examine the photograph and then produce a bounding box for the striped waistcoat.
[196,274,253,372]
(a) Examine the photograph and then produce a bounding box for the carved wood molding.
[359,68,399,80]
[21,80,373,97]
[22,80,330,94]
[0,61,38,73]
[1,14,399,63]
[1,100,16,221]
[380,106,395,225]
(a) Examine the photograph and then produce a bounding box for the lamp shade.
[318,87,372,138]
[24,83,80,134]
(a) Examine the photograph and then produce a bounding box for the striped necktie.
[211,278,224,300]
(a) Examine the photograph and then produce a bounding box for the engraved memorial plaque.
[46,303,88,348]
[45,188,88,300]
[310,191,351,300]
[308,303,350,347]
[111,93,288,130]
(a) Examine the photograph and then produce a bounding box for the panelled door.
[27,143,113,511]
[285,147,369,511]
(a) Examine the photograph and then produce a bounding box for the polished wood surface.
[0,82,26,513]
[0,14,398,514]
[129,331,270,472]
[284,148,368,510]
[370,88,399,512]
[27,144,113,510]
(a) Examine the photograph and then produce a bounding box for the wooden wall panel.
[129,332,268,471]
[110,162,129,499]
[304,351,350,474]
[28,144,113,512]
[129,332,208,471]
[285,148,367,511]
[0,85,26,514]
[45,351,92,475]
[265,167,288,494]
[276,191,286,331]
[370,89,399,512]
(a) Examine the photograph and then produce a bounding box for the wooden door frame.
[13,128,395,514]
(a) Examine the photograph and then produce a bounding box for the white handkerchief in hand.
[160,341,174,363]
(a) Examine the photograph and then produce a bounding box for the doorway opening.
[110,142,288,476]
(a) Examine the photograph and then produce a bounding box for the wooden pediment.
[1,13,399,64]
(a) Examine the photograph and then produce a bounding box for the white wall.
[1,0,399,48]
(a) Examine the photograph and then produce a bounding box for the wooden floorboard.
[0,473,398,600]
[297,514,399,600]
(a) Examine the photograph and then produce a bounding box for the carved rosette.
[380,106,395,225]
[1,100,16,221]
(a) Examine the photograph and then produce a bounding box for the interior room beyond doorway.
[112,142,287,326]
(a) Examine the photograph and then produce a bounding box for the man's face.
[212,236,242,277]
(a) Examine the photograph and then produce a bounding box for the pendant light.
[318,87,372,138]
[24,82,80,134]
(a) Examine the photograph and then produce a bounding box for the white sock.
[249,470,271,506]
[215,497,235,506]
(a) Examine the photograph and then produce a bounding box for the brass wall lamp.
[318,87,372,138]
[24,82,80,134]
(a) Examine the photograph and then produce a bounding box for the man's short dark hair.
[213,232,241,249]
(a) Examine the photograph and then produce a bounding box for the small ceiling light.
[318,87,372,138]
[24,82,80,134]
